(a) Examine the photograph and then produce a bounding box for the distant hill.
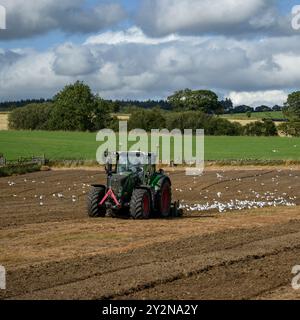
[0,98,172,112]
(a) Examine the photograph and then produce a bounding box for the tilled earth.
[1,167,300,300]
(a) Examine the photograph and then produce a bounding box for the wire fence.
[0,154,47,168]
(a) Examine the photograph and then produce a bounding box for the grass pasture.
[221,111,285,121]
[0,130,300,162]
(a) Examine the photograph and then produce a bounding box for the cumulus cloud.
[53,43,99,76]
[0,27,300,105]
[228,90,288,107]
[137,0,291,37]
[85,26,180,45]
[0,0,126,40]
[0,49,68,100]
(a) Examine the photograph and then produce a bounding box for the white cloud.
[1,26,300,105]
[137,0,287,37]
[0,0,126,40]
[53,43,99,76]
[0,49,69,100]
[85,26,179,45]
[228,90,288,107]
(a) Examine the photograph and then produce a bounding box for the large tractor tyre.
[130,189,152,220]
[87,186,107,218]
[157,180,172,218]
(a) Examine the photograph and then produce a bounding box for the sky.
[1,0,300,106]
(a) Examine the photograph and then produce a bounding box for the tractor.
[87,151,182,219]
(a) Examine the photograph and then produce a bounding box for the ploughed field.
[1,168,300,300]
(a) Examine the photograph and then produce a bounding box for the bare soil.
[1,168,300,300]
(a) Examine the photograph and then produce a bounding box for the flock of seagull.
[7,170,299,213]
[177,170,298,213]
[7,178,91,206]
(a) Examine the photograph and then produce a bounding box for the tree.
[48,81,111,131]
[167,89,223,114]
[220,98,233,113]
[232,105,254,114]
[90,97,114,131]
[272,105,282,112]
[255,105,272,112]
[283,91,300,121]
[128,107,166,131]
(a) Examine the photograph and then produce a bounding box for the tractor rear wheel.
[158,180,172,218]
[130,189,151,219]
[87,186,106,218]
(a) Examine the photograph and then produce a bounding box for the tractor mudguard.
[152,176,172,215]
[155,176,171,189]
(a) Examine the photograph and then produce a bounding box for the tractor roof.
[121,152,156,164]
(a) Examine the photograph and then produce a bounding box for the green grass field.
[0,130,300,162]
[221,111,285,120]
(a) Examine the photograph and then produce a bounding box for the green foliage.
[278,121,300,137]
[8,103,53,130]
[243,120,278,136]
[48,81,111,131]
[280,92,300,136]
[166,111,242,136]
[90,97,114,131]
[0,163,41,177]
[128,107,166,131]
[206,117,243,136]
[128,109,242,135]
[167,89,223,114]
[9,81,112,132]
[283,91,300,121]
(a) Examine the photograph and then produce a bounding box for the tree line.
[127,108,278,137]
[2,89,282,115]
[0,99,52,112]
[7,81,300,136]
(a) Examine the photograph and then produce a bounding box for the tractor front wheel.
[130,189,151,219]
[87,186,107,218]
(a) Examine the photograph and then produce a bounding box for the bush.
[9,103,53,130]
[0,163,41,177]
[206,118,243,136]
[128,108,166,131]
[243,120,278,136]
[166,112,243,136]
[278,122,300,137]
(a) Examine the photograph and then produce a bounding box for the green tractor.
[87,151,181,219]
